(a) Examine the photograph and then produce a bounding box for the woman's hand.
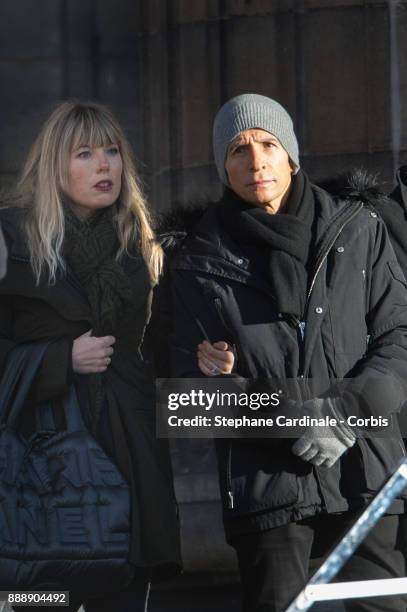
[197,340,235,376]
[72,329,116,374]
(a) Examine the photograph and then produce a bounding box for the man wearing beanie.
[168,94,407,611]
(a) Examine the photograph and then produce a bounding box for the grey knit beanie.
[213,93,300,185]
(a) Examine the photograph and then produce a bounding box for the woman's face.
[65,144,123,219]
[225,128,293,214]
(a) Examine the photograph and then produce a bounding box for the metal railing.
[1,461,406,612]
[286,458,407,611]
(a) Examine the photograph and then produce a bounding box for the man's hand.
[72,330,116,374]
[197,340,235,376]
[291,398,356,468]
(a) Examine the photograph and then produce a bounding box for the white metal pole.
[306,577,407,602]
[285,458,407,612]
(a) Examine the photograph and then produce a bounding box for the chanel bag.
[0,342,134,597]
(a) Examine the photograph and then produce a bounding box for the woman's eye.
[77,150,91,159]
[233,146,243,155]
[264,142,276,149]
[107,146,119,156]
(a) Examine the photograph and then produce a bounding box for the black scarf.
[64,204,152,426]
[219,171,316,319]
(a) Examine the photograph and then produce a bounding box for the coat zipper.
[214,296,245,374]
[226,441,234,509]
[297,320,306,380]
[303,203,364,319]
[297,203,363,379]
[214,297,232,335]
[215,298,235,509]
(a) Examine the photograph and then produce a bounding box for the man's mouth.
[248,179,274,187]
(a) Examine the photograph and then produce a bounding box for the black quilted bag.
[0,342,134,597]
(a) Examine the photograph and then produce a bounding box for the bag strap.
[1,343,89,433]
[0,342,49,426]
[35,385,87,432]
[63,386,87,432]
[36,386,87,433]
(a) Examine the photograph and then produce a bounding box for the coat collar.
[389,166,407,213]
[0,206,92,323]
[170,185,362,274]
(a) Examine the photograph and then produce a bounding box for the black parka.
[372,166,407,446]
[373,166,407,276]
[168,180,407,540]
[0,207,181,579]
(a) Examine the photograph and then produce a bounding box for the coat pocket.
[358,436,406,495]
[224,441,303,516]
[228,470,301,516]
[388,260,407,288]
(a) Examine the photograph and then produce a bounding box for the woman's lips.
[94,180,113,192]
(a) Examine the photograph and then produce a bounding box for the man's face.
[224,128,293,214]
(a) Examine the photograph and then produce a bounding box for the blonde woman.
[0,101,181,611]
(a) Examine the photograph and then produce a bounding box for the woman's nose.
[96,151,110,171]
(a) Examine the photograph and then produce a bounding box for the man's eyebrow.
[228,140,245,151]
[231,133,278,145]
[258,134,278,141]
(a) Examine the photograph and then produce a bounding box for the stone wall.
[1,0,406,576]
[1,0,406,210]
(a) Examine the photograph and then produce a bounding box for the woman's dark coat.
[166,177,407,541]
[0,207,181,578]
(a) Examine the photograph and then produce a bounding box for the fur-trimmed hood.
[155,169,389,250]
[155,203,211,251]
[315,168,389,208]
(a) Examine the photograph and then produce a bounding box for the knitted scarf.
[219,171,316,319]
[64,204,152,426]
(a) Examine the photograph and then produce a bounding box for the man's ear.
[289,159,295,174]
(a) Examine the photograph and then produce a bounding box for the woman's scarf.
[64,204,152,426]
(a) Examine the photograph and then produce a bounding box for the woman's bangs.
[70,110,118,150]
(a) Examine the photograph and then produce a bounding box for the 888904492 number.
[3,591,69,607]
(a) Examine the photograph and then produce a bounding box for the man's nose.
[248,145,265,170]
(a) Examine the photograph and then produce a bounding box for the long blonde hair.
[16,100,163,285]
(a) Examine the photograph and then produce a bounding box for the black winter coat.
[168,179,407,540]
[372,166,407,277]
[0,207,181,580]
[371,166,407,443]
